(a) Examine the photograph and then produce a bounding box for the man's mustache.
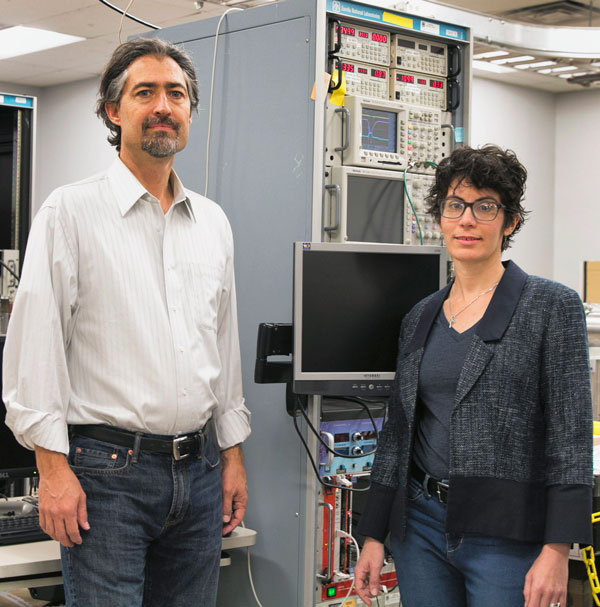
[142,117,180,133]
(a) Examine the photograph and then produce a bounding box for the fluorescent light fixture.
[491,55,535,65]
[552,65,577,72]
[472,60,515,74]
[559,72,586,78]
[0,26,84,60]
[538,69,553,74]
[472,50,510,59]
[515,61,556,70]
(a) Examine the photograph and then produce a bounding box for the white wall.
[34,77,116,213]
[554,89,600,295]
[471,77,556,280]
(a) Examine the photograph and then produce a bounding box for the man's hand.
[523,543,569,607]
[35,446,89,547]
[220,444,247,535]
[354,537,385,606]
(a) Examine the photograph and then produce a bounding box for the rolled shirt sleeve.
[3,198,78,455]
[212,229,251,450]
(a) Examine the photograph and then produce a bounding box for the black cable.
[97,0,161,29]
[292,409,371,493]
[0,260,19,284]
[297,394,380,459]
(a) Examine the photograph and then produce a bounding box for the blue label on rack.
[326,0,467,41]
[0,94,34,109]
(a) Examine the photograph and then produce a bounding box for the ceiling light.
[472,50,510,59]
[515,61,556,70]
[538,68,553,74]
[472,60,515,74]
[0,26,84,60]
[491,55,535,65]
[559,72,586,78]
[552,65,577,72]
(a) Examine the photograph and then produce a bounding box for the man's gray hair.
[96,38,199,151]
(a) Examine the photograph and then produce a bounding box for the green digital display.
[327,587,337,598]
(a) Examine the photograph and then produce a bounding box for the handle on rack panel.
[324,184,341,233]
[447,45,462,78]
[329,56,343,92]
[317,501,334,583]
[334,107,350,152]
[440,123,455,152]
[329,19,342,56]
[447,79,460,112]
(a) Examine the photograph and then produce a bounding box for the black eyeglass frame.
[440,198,504,222]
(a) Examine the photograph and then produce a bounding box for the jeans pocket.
[68,437,132,476]
[406,475,425,502]
[202,432,220,470]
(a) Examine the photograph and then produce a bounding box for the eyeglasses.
[440,197,503,221]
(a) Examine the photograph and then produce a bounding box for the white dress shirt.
[3,158,251,455]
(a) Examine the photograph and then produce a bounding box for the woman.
[354,145,592,607]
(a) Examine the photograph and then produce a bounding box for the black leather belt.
[69,424,207,461]
[411,462,449,505]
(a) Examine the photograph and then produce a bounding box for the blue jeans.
[391,476,542,607]
[61,431,222,607]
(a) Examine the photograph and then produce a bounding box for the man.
[2,38,250,607]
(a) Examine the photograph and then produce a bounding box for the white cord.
[335,529,361,606]
[118,0,136,44]
[204,7,243,198]
[241,521,264,607]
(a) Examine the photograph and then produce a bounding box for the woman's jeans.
[391,476,542,607]
[60,431,222,607]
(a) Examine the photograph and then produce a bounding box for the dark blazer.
[358,260,593,545]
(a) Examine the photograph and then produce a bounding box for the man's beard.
[140,117,180,158]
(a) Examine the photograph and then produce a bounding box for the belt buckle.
[436,480,449,504]
[173,435,191,461]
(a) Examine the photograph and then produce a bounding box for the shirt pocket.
[185,262,224,332]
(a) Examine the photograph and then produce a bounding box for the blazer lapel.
[455,261,528,405]
[455,336,495,405]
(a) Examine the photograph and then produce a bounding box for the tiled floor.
[0,590,62,607]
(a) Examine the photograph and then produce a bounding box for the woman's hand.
[523,543,569,607]
[354,537,385,606]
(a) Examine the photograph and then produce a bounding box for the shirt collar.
[406,260,529,352]
[107,157,196,222]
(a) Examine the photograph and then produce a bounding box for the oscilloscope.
[336,95,408,170]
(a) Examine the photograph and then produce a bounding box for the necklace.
[447,282,499,329]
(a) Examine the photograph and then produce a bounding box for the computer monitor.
[292,242,447,396]
[0,336,37,483]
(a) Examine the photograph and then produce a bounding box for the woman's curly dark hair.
[425,145,529,251]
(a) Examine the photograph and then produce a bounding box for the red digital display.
[342,63,355,73]
[340,26,355,36]
[430,79,444,89]
[398,74,414,84]
[358,67,368,74]
[371,69,386,79]
[371,33,387,43]
[418,79,426,85]
[358,31,369,39]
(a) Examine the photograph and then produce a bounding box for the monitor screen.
[293,242,447,396]
[0,336,37,482]
[361,107,397,154]
[346,174,404,244]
